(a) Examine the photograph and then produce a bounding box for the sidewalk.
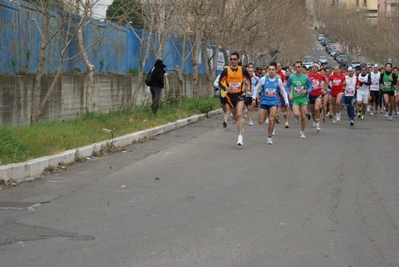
[0,110,222,184]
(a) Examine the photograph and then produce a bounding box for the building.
[378,0,399,18]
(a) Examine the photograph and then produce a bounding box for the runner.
[286,61,313,139]
[380,63,398,121]
[281,67,293,128]
[251,62,289,145]
[219,52,252,145]
[213,66,230,127]
[324,67,333,120]
[307,63,327,132]
[356,66,371,120]
[328,66,346,123]
[369,64,381,116]
[275,62,287,124]
[246,64,259,126]
[393,67,399,117]
[344,67,359,126]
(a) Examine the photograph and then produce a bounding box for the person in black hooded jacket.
[149,59,166,115]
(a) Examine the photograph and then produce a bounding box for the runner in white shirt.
[344,67,360,126]
[357,66,371,120]
[369,64,381,116]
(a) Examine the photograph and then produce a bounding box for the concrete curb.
[0,109,222,183]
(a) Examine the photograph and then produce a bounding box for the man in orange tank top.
[219,52,252,146]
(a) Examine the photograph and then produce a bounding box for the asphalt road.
[1,106,399,267]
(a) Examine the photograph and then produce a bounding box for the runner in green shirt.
[286,61,313,139]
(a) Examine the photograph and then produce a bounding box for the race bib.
[229,82,241,92]
[346,89,355,95]
[333,79,341,85]
[265,88,277,97]
[384,82,391,87]
[294,86,304,94]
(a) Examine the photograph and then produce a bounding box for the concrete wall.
[0,73,212,126]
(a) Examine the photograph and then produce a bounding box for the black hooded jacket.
[151,59,166,88]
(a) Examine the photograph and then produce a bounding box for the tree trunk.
[78,20,95,112]
[31,16,50,124]
[131,10,155,111]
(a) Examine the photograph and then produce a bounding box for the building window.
[363,0,367,7]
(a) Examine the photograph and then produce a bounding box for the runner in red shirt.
[307,63,327,132]
[275,62,287,125]
[328,66,346,123]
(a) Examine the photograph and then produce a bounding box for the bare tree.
[29,0,89,124]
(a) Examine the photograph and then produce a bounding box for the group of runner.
[214,51,399,146]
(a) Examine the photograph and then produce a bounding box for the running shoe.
[285,122,289,128]
[385,112,389,118]
[275,116,280,124]
[267,137,273,145]
[350,120,354,126]
[328,114,333,119]
[369,112,373,116]
[300,131,306,139]
[389,116,392,121]
[375,112,378,117]
[307,113,311,120]
[361,115,364,120]
[358,113,361,118]
[223,120,227,128]
[337,114,341,122]
[322,117,326,123]
[237,135,243,146]
[316,125,321,132]
[333,117,337,124]
[312,121,316,127]
[249,120,254,126]
[395,113,398,118]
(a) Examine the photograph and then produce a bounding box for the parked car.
[340,58,351,68]
[303,56,314,69]
[321,38,330,46]
[339,56,350,64]
[350,60,361,68]
[334,52,345,61]
[329,49,337,57]
[318,55,328,65]
[317,34,324,41]
[337,55,349,64]
[326,44,335,53]
[366,62,375,68]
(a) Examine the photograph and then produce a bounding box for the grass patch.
[0,95,219,165]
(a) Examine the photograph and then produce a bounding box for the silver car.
[318,56,328,65]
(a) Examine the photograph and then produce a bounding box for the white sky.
[91,0,113,20]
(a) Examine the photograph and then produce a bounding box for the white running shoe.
[249,120,254,126]
[337,114,341,122]
[369,112,373,116]
[333,116,337,124]
[300,131,306,139]
[389,116,392,121]
[312,121,316,127]
[316,124,321,132]
[267,137,273,145]
[237,135,243,146]
[350,120,354,126]
[385,112,389,118]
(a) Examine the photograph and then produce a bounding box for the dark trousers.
[150,87,162,114]
[345,95,355,120]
